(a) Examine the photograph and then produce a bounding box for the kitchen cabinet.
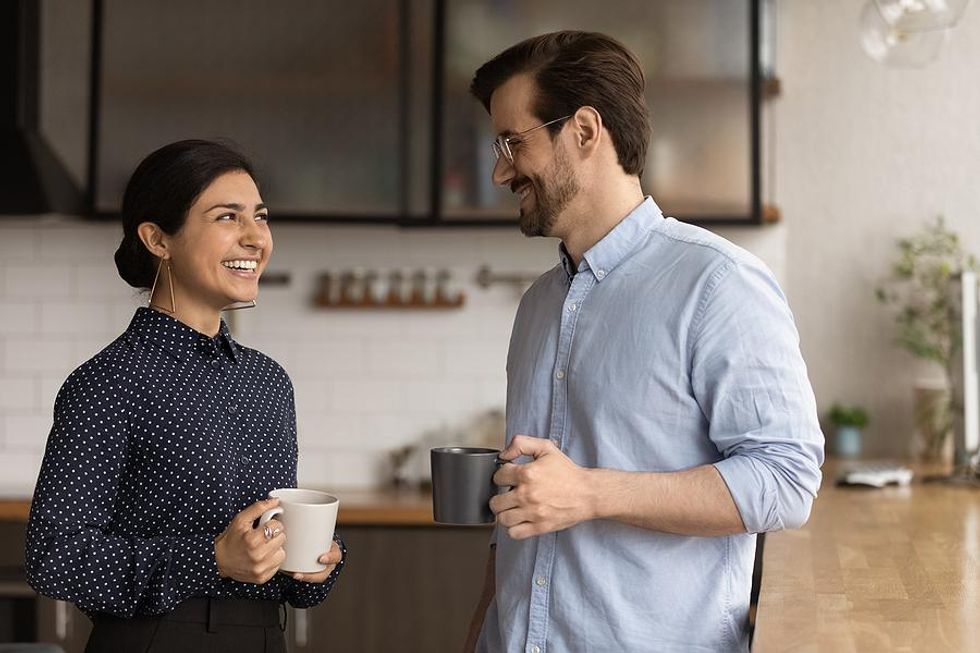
[285,525,491,653]
[91,0,430,222]
[0,520,91,652]
[438,0,770,226]
[78,0,770,225]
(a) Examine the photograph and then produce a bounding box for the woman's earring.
[149,258,177,314]
[221,299,256,312]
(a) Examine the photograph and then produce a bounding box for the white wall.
[775,0,980,457]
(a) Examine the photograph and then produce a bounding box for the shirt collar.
[127,307,240,362]
[558,196,664,282]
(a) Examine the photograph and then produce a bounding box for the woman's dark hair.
[114,139,256,289]
[470,31,650,176]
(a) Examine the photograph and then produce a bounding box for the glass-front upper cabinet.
[440,0,762,224]
[87,0,765,225]
[94,0,432,220]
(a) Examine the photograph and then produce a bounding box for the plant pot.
[913,381,953,463]
[834,426,863,458]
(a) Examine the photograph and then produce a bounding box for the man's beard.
[517,145,579,238]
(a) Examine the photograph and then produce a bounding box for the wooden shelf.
[313,295,465,310]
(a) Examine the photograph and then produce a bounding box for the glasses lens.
[493,137,512,163]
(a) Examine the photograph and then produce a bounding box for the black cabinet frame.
[83,0,765,227]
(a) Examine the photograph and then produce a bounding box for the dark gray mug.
[431,447,503,524]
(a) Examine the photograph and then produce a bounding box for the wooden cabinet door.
[35,596,91,653]
[287,526,492,653]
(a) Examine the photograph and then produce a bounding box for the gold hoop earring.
[221,300,256,312]
[149,258,177,315]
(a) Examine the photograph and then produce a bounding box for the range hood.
[0,0,85,215]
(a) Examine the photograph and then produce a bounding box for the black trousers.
[85,598,287,653]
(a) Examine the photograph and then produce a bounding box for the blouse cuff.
[177,533,223,596]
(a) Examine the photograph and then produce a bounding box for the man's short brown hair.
[470,31,650,176]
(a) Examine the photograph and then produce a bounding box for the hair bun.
[114,233,155,289]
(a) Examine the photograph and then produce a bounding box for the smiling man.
[463,32,824,653]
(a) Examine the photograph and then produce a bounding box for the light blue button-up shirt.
[477,198,824,653]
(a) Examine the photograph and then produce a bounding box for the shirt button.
[535,577,547,587]
[555,370,565,380]
[211,359,221,368]
[596,269,606,279]
[228,404,238,414]
[568,303,577,312]
[531,646,541,653]
[240,454,250,464]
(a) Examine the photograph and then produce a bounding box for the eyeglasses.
[492,115,573,163]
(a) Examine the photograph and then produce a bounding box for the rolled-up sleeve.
[690,258,824,533]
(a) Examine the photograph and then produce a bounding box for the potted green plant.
[828,403,870,458]
[876,216,978,460]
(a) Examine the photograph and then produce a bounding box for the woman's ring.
[263,525,281,540]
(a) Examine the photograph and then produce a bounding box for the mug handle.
[259,506,284,527]
[495,457,512,493]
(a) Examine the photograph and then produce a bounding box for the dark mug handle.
[494,457,512,493]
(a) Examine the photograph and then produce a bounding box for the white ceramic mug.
[259,488,340,573]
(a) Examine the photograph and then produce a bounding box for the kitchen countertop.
[752,463,980,651]
[0,486,443,526]
[8,464,976,650]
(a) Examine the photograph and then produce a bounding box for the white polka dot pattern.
[25,307,344,618]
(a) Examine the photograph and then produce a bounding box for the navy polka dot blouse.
[25,307,345,618]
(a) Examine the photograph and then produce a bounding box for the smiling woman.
[25,140,346,653]
[114,140,272,333]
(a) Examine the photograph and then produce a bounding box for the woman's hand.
[287,540,343,584]
[214,498,286,584]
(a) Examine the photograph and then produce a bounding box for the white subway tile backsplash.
[75,264,138,299]
[297,449,388,488]
[4,338,74,373]
[0,377,38,410]
[39,225,118,262]
[478,377,507,410]
[0,451,43,489]
[4,414,51,448]
[443,341,508,377]
[1,222,538,490]
[111,300,145,327]
[3,266,75,299]
[297,412,362,449]
[0,302,39,335]
[40,301,112,336]
[39,377,64,408]
[0,227,39,262]
[401,379,484,416]
[296,340,367,376]
[359,413,425,450]
[73,339,114,368]
[365,340,442,378]
[330,379,414,415]
[293,380,332,414]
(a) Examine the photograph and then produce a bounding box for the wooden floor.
[752,466,980,652]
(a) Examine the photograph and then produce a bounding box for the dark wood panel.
[291,525,492,652]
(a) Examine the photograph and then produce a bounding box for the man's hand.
[287,540,343,584]
[490,435,595,540]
